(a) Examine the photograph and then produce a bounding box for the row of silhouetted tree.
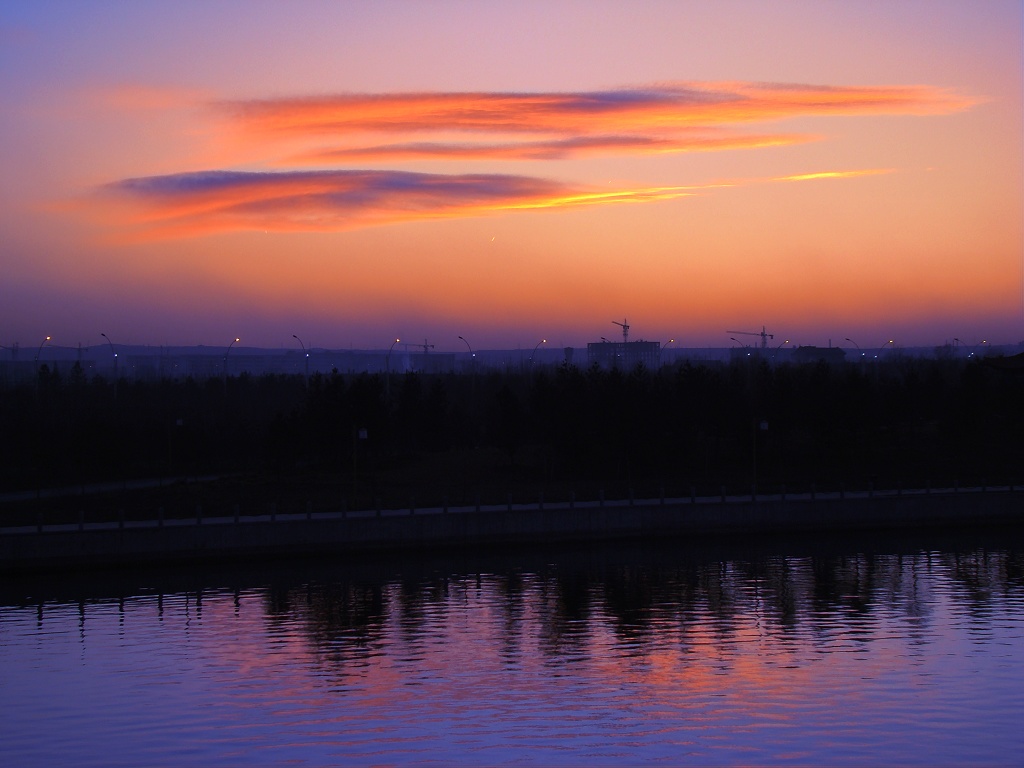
[1,355,1021,502]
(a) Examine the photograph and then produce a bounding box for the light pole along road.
[293,334,309,380]
[386,337,400,399]
[223,337,239,380]
[530,338,546,365]
[100,333,118,379]
[458,335,475,370]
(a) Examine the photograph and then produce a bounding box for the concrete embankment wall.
[2,489,1022,571]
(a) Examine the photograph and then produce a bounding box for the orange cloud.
[91,169,697,240]
[220,81,971,161]
[82,81,971,240]
[775,168,895,182]
[86,164,899,240]
[289,131,813,164]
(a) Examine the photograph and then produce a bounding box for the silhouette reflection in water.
[4,532,1024,765]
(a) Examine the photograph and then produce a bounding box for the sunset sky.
[2,1,1021,352]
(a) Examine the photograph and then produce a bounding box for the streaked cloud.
[226,82,970,135]
[776,169,895,182]
[89,164,899,240]
[290,131,812,164]
[221,81,971,162]
[93,169,697,240]
[86,80,972,238]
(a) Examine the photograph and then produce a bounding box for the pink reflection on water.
[3,548,1023,764]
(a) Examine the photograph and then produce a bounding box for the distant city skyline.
[1,327,1014,355]
[5,334,1012,362]
[1,2,1020,350]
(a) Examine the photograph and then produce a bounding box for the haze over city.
[1,1,1021,353]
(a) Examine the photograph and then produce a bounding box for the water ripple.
[2,542,1024,764]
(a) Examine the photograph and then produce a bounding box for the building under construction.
[587,340,661,370]
[587,319,661,370]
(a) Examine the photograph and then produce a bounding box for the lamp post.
[660,338,674,367]
[956,338,987,359]
[386,338,400,399]
[459,335,476,396]
[33,336,51,397]
[223,337,239,379]
[874,339,894,360]
[954,337,977,358]
[845,337,866,370]
[530,338,547,364]
[292,334,309,380]
[34,335,51,367]
[100,333,118,379]
[458,335,475,368]
[730,337,753,361]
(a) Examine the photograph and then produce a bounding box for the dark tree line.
[1,355,1021,513]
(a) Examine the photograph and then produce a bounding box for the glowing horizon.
[1,2,1020,351]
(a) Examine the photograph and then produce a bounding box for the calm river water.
[2,530,1024,766]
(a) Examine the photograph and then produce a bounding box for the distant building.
[587,340,660,370]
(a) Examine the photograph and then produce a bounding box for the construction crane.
[612,318,629,344]
[726,326,773,350]
[413,339,434,354]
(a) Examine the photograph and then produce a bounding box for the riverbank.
[2,485,1022,572]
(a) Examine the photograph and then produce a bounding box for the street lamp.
[946,337,970,360]
[730,337,753,358]
[874,339,894,360]
[845,337,864,358]
[458,335,475,370]
[100,333,118,378]
[530,338,547,364]
[386,338,400,398]
[293,334,309,379]
[223,337,240,377]
[34,335,51,366]
[956,338,987,359]
[459,335,477,395]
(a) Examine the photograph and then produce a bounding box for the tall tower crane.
[612,318,629,344]
[726,326,773,350]
[413,339,434,354]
